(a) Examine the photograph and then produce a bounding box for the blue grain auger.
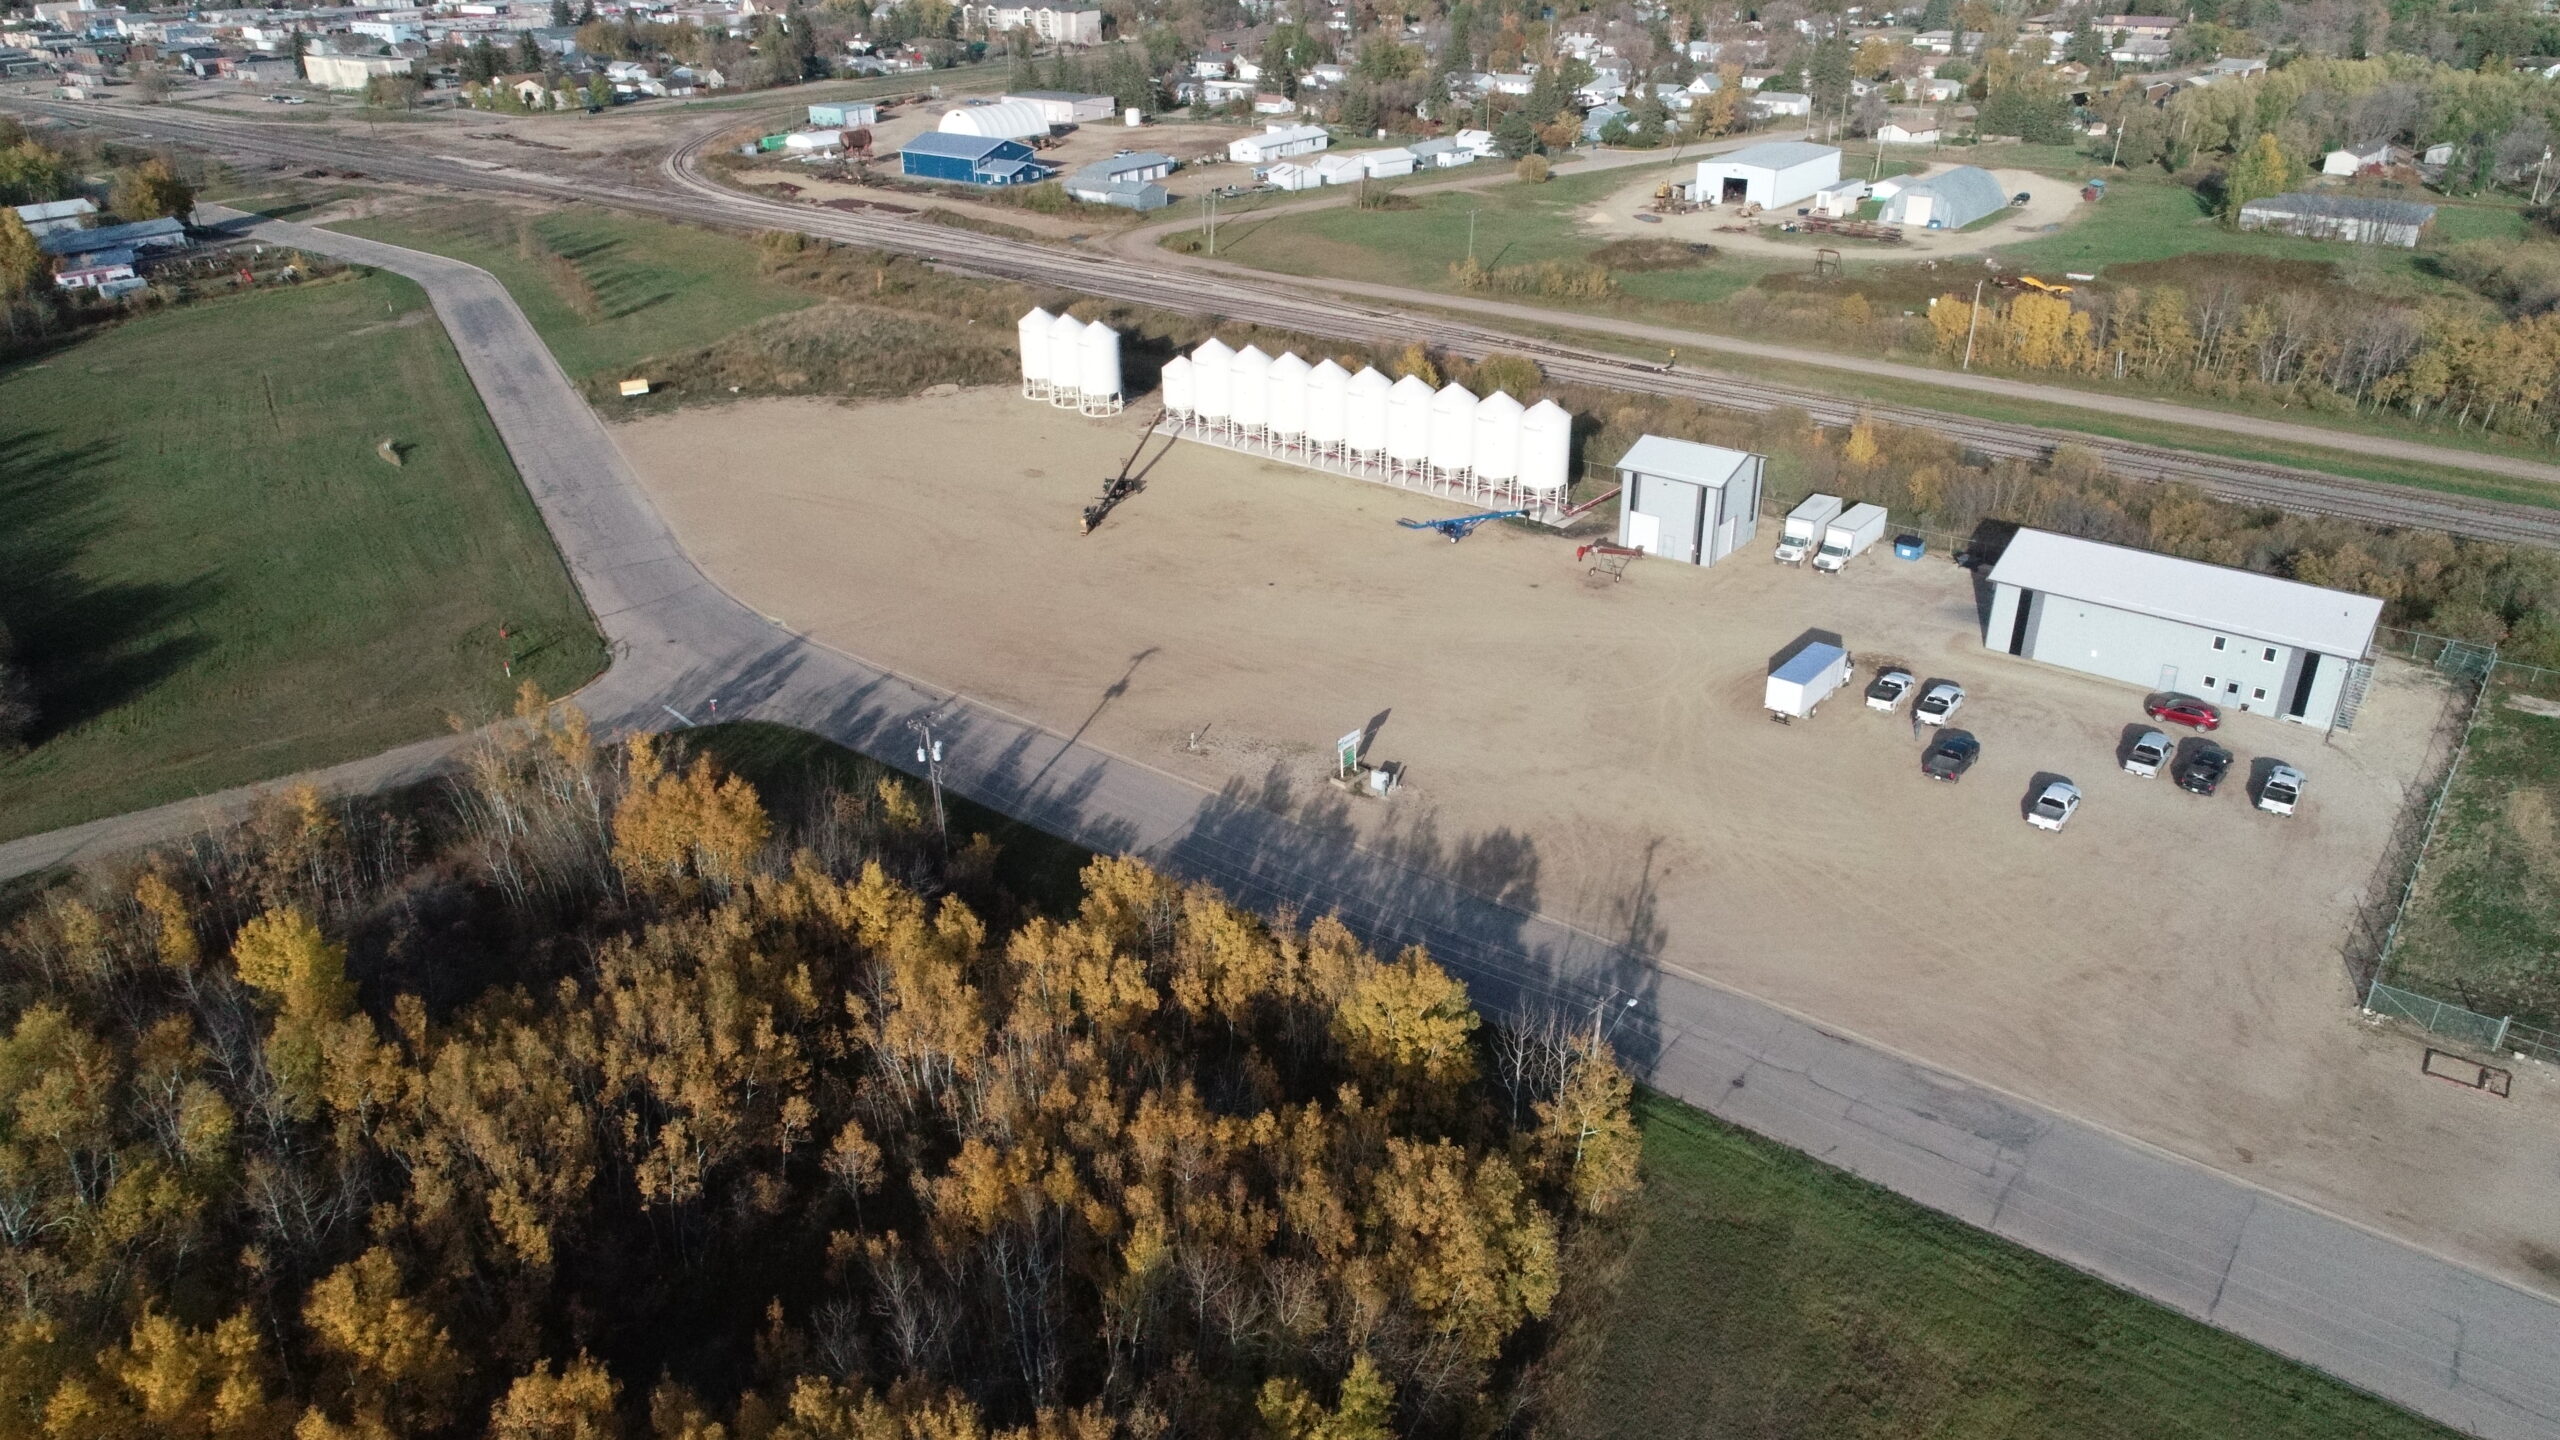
[1397,508,1529,544]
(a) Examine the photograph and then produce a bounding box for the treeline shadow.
[0,429,216,745]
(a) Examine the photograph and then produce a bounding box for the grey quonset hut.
[1984,529,2384,727]
[1614,435,1765,566]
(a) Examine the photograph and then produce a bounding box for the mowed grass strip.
[0,272,604,841]
[1542,1093,2456,1440]
[332,203,812,381]
[2388,683,2560,1029]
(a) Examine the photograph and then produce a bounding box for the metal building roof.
[37,216,183,256]
[1988,529,2384,658]
[2240,192,2437,226]
[1888,164,2006,227]
[1710,140,1839,170]
[1615,434,1756,488]
[900,131,1027,160]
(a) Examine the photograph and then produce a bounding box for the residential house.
[1452,127,1497,158]
[2097,14,2179,38]
[1750,89,1812,118]
[962,0,1102,44]
[1253,92,1296,113]
[2321,141,2399,176]
[1580,101,1629,140]
[1877,119,1939,144]
[1916,75,1963,101]
[52,245,135,289]
[1406,135,1472,168]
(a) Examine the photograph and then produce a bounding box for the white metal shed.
[1693,140,1842,209]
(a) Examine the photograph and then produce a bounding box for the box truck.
[1812,503,1888,573]
[1765,643,1852,722]
[1774,494,1841,565]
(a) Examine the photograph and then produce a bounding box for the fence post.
[2493,1014,2512,1055]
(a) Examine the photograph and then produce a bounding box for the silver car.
[1915,681,1964,727]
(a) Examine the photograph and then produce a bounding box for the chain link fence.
[2357,629,2560,1068]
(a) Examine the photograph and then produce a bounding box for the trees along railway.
[21,96,2560,551]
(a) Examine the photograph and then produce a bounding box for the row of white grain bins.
[1016,307,1124,415]
[1161,338,1571,519]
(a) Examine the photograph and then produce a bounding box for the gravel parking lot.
[613,387,2560,1296]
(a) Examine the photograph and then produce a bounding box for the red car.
[2146,694,2222,731]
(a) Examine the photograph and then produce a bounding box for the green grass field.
[0,272,604,842]
[1542,1093,2453,1440]
[2386,682,2560,1030]
[333,205,812,381]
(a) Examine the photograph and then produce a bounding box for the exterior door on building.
[2158,664,2178,692]
[1627,511,1661,555]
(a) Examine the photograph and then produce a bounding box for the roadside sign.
[1337,728,1363,777]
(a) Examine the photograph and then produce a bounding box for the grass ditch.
[1534,1091,2459,1440]
[2387,678,2560,1030]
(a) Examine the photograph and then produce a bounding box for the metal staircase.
[2334,660,2376,731]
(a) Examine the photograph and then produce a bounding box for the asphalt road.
[10,94,2560,548]
[7,210,2558,1438]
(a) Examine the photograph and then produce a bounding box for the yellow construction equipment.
[2018,275,2074,296]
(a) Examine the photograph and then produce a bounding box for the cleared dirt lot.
[613,388,2560,1297]
[1584,163,2084,260]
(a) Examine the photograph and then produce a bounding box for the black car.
[1921,730,1980,783]
[2176,743,2233,795]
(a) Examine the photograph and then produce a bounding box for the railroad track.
[20,96,2560,550]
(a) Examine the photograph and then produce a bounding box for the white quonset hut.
[941,100,1052,140]
[1612,434,1765,566]
[1984,529,2385,728]
[1694,140,1841,208]
[1878,165,2005,230]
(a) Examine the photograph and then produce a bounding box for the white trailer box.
[1765,642,1852,721]
[1813,503,1887,573]
[1775,493,1841,565]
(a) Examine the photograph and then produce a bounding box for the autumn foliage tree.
[0,709,1638,1439]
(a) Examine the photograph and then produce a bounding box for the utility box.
[1613,434,1766,567]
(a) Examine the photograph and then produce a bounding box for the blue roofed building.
[37,215,189,259]
[898,132,1053,186]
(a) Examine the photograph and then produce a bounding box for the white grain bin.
[1124,107,1142,127]
[1519,397,1573,496]
[1230,344,1273,438]
[1160,353,1195,418]
[1077,319,1122,415]
[1427,382,1478,478]
[1047,311,1088,408]
[1385,373,1434,470]
[1189,337,1235,429]
[1267,351,1311,439]
[1472,390,1524,485]
[1344,366,1392,458]
[1017,306,1054,399]
[1306,358,1351,456]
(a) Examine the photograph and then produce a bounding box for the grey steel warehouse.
[2236,192,2437,248]
[1613,434,1764,566]
[1983,529,2384,728]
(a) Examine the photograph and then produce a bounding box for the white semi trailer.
[1774,493,1841,565]
[1812,503,1888,573]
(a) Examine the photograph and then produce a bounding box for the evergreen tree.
[1494,103,1538,157]
[514,29,545,73]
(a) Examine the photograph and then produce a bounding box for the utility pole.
[1467,206,1480,264]
[1961,275,1985,371]
[906,717,949,849]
